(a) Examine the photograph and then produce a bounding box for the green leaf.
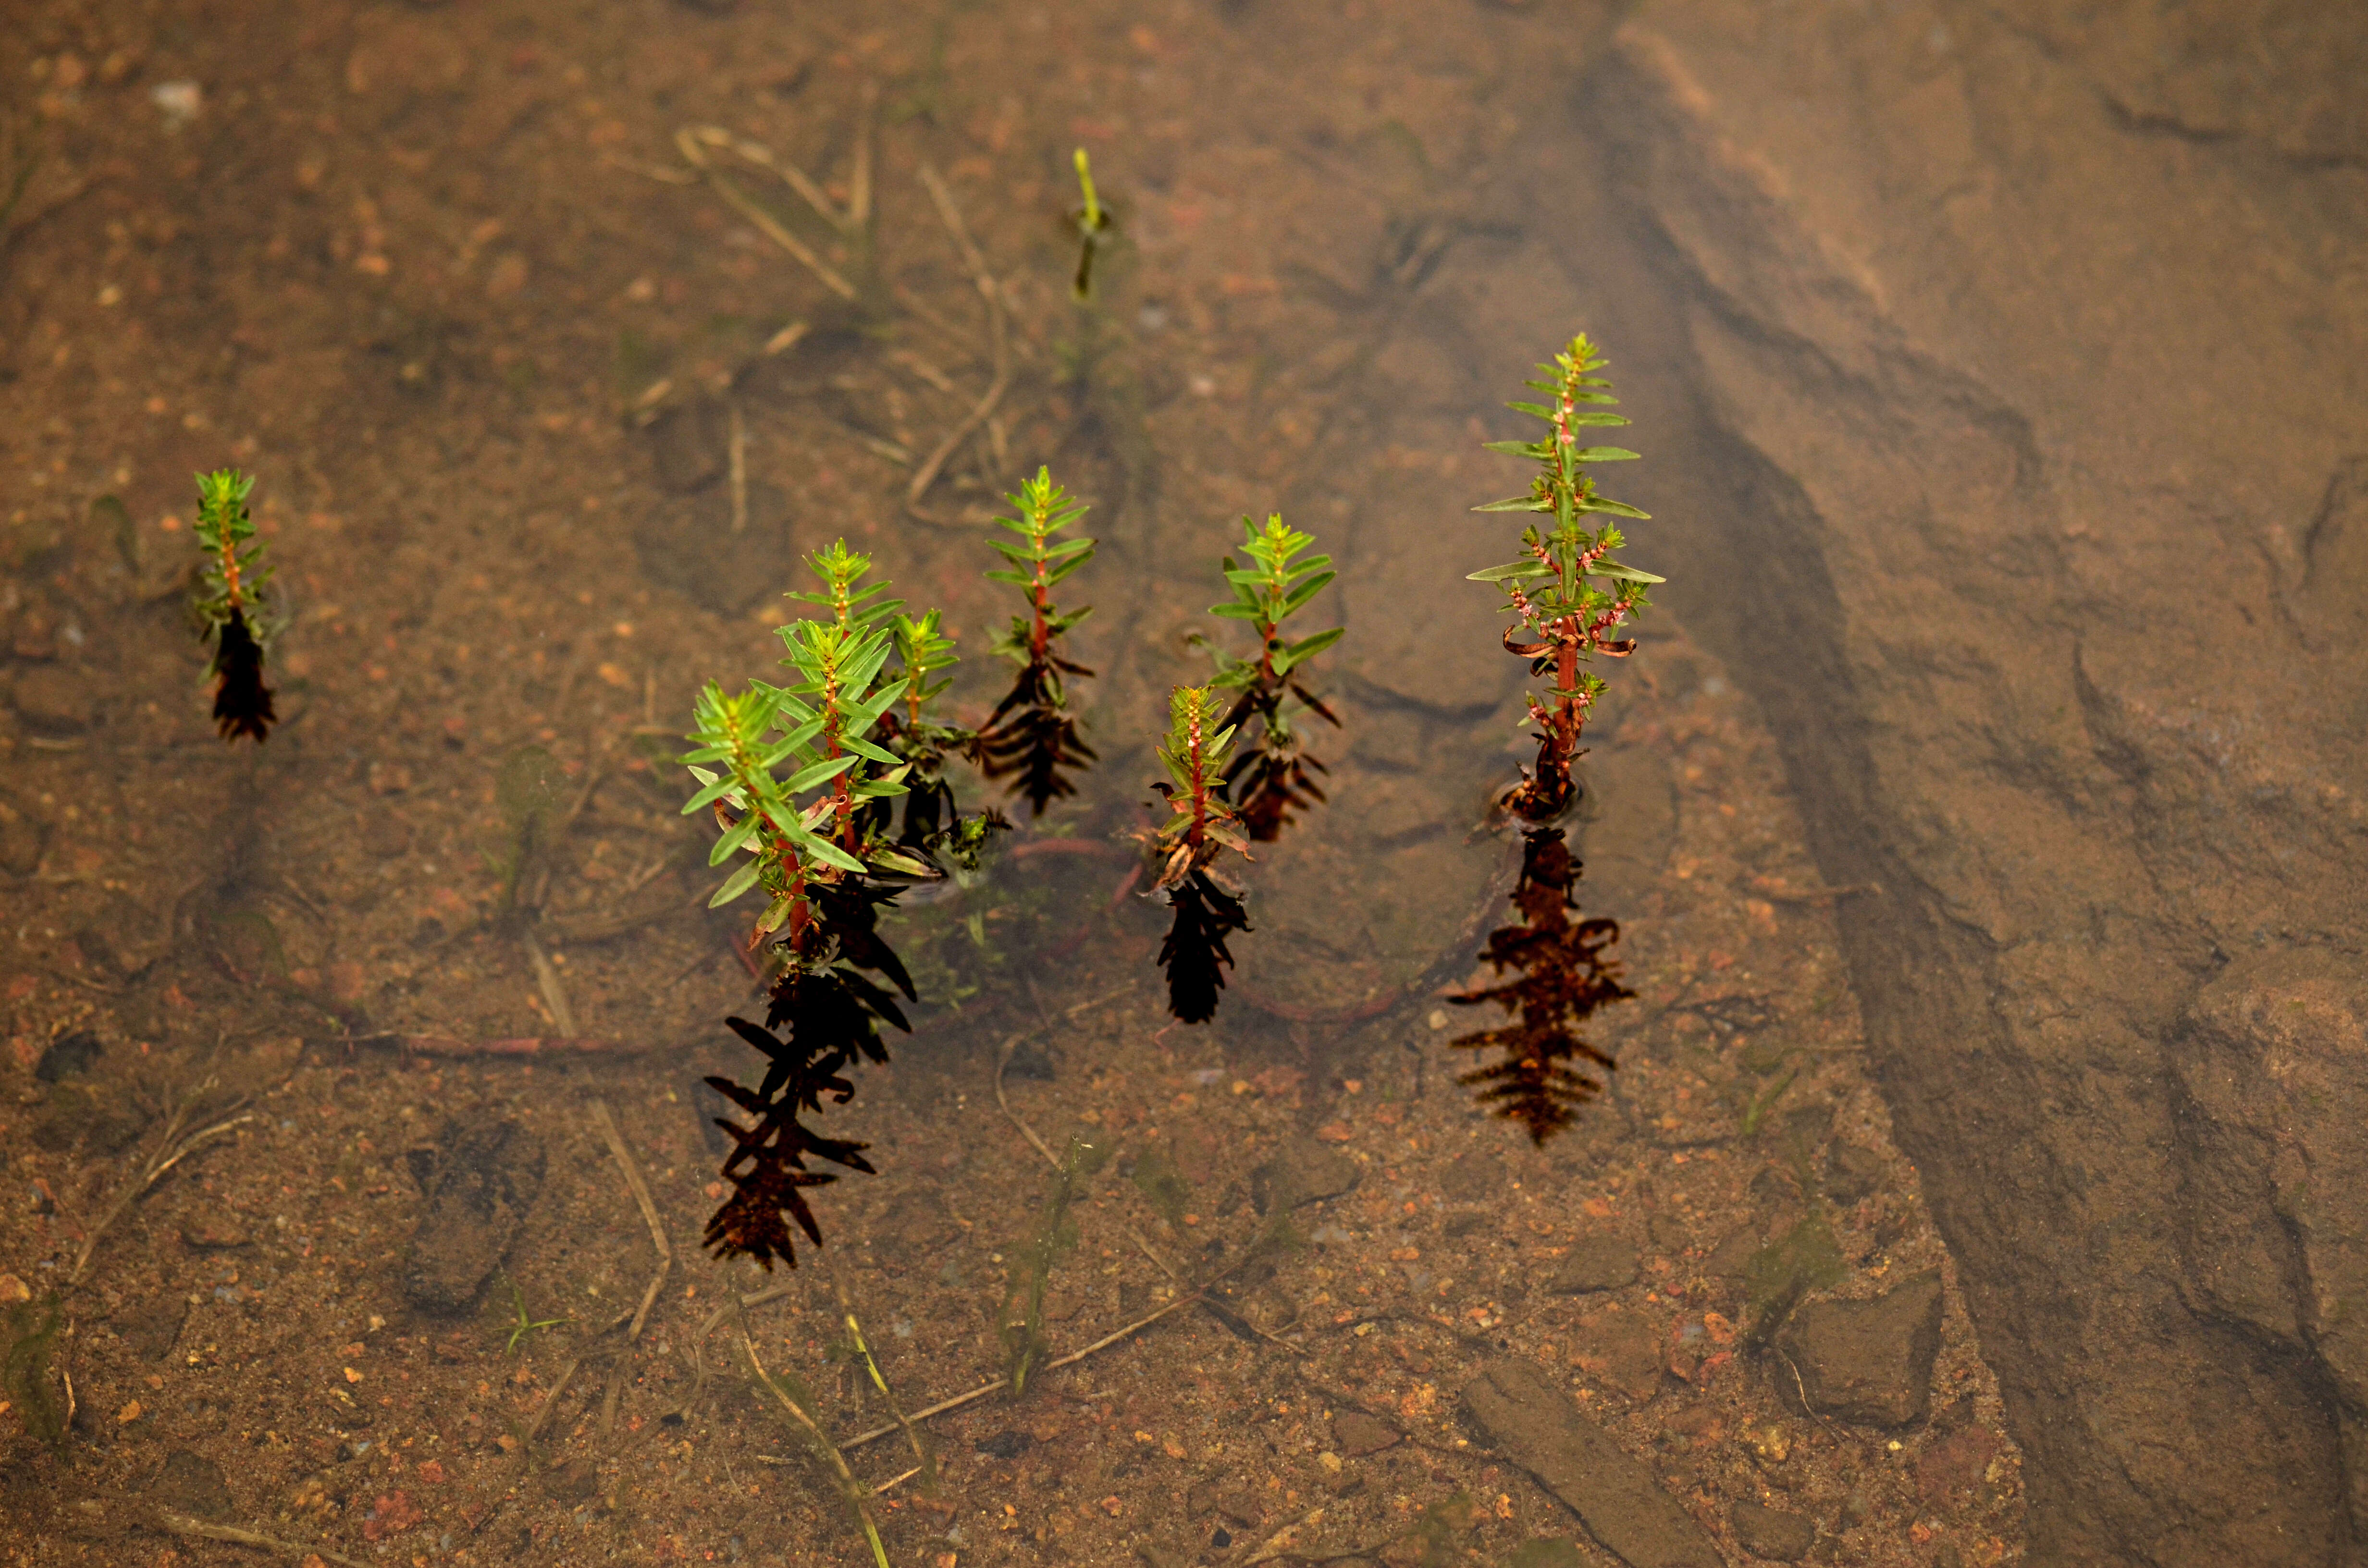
[1209,603,1263,620]
[799,834,867,875]
[1578,498,1650,520]
[1587,559,1665,584]
[867,847,936,877]
[1472,495,1551,514]
[1571,447,1640,462]
[1467,560,1551,583]
[1279,570,1336,614]
[782,754,859,795]
[708,861,763,907]
[1481,439,1548,457]
[708,812,763,866]
[681,772,741,814]
[1280,626,1343,664]
[843,735,903,767]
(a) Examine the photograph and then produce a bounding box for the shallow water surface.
[0,3,2030,1564]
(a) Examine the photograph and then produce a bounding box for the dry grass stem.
[155,1512,368,1567]
[589,1098,673,1340]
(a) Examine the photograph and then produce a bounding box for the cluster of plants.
[678,329,1663,1266]
[679,470,1344,1267]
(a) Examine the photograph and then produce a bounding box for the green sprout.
[1072,147,1113,299]
[500,1277,569,1354]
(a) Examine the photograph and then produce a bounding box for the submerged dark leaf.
[1159,870,1251,1025]
[1448,828,1633,1142]
[210,607,276,742]
[975,657,1098,817]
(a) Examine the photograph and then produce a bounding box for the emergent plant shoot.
[976,466,1098,816]
[1468,334,1663,821]
[191,468,279,743]
[1147,685,1253,1025]
[1200,514,1343,841]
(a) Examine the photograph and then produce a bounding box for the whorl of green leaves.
[986,466,1095,665]
[1206,514,1342,692]
[1467,333,1664,606]
[681,618,924,934]
[786,539,904,632]
[192,467,272,632]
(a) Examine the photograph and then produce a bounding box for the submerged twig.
[737,1304,890,1568]
[590,1099,672,1340]
[675,126,859,303]
[155,1513,367,1568]
[69,1076,249,1290]
[908,163,1011,525]
[522,930,577,1038]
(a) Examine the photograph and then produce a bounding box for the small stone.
[645,394,729,493]
[1728,1498,1815,1561]
[1249,1136,1361,1215]
[33,1030,101,1082]
[1551,1233,1640,1295]
[154,1449,236,1520]
[1916,1424,1999,1501]
[0,1273,28,1304]
[975,1429,1032,1459]
[400,1115,546,1313]
[0,797,45,874]
[1823,1144,1887,1205]
[10,664,96,734]
[1774,1271,1944,1427]
[1461,1360,1722,1568]
[1568,1309,1665,1400]
[1004,1040,1056,1081]
[180,1212,252,1250]
[1436,1148,1503,1204]
[1745,1423,1792,1466]
[1332,1410,1401,1456]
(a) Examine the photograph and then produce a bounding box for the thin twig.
[155,1513,368,1567]
[738,1305,890,1568]
[522,930,578,1038]
[829,1270,933,1489]
[676,126,858,302]
[728,400,749,534]
[840,1291,1203,1452]
[908,164,1010,523]
[668,1282,798,1424]
[997,1028,1186,1288]
[69,1076,249,1290]
[992,1033,1061,1167]
[590,1099,673,1341]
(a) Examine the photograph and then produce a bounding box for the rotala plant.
[191,468,279,742]
[683,541,984,1268]
[1468,333,1662,821]
[1147,685,1253,1024]
[975,466,1098,816]
[1200,514,1343,841]
[1452,331,1660,1136]
[1447,827,1633,1142]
